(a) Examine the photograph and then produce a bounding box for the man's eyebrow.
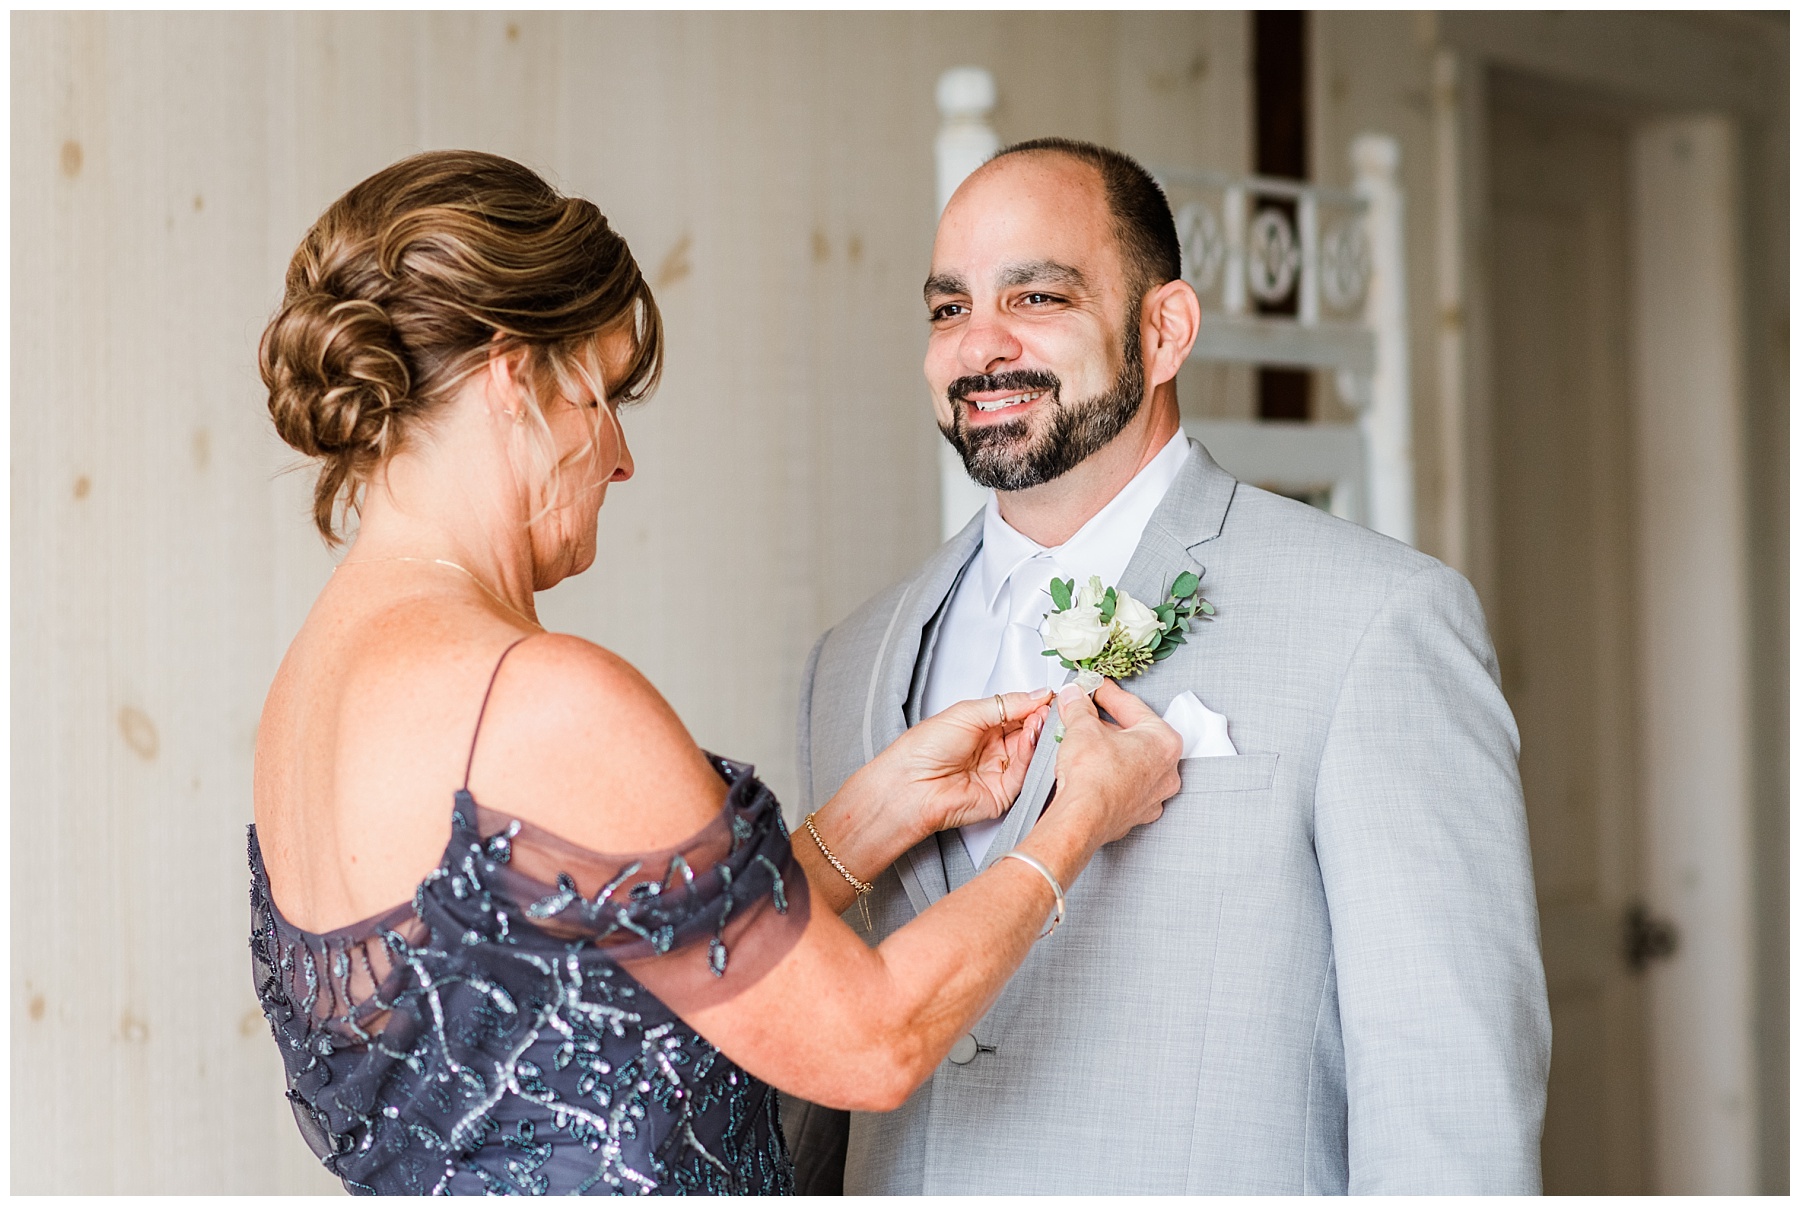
[996,260,1089,290]
[923,272,968,300]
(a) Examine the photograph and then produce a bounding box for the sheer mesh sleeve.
[452,754,811,1011]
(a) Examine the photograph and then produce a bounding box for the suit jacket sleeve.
[793,629,827,820]
[1313,562,1551,1193]
[780,628,850,1193]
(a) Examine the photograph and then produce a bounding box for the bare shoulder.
[461,632,729,853]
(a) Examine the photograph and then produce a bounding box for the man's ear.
[1140,279,1201,390]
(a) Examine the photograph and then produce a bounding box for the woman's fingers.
[999,712,1045,794]
[1091,679,1162,730]
[995,687,1053,731]
[1004,707,1046,758]
[941,687,1053,735]
[1055,683,1102,732]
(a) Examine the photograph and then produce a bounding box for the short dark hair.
[988,137,1181,302]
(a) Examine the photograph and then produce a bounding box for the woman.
[249,150,1181,1195]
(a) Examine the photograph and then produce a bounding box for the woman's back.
[256,567,734,927]
[254,584,508,934]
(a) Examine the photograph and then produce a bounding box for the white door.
[1489,77,1651,1195]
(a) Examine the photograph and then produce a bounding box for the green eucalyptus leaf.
[1040,648,1062,657]
[1198,599,1216,616]
[1152,643,1180,661]
[1050,578,1073,611]
[1171,571,1200,599]
[1163,630,1187,646]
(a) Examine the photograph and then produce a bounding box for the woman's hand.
[872,686,1055,832]
[797,686,1052,917]
[1020,680,1182,875]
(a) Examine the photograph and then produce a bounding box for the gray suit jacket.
[782,441,1550,1194]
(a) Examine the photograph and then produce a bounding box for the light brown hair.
[259,149,661,543]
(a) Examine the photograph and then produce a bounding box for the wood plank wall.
[10,11,1246,1192]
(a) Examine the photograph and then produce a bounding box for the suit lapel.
[863,515,984,763]
[973,704,1065,872]
[868,512,985,918]
[973,439,1239,872]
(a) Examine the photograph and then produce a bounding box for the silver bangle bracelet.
[1000,850,1066,938]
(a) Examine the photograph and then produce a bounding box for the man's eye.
[1021,292,1059,305]
[930,303,967,321]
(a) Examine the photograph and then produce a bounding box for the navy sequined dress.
[248,664,811,1195]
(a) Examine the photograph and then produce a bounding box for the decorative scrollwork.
[1319,219,1371,311]
[1246,208,1299,304]
[1174,201,1224,293]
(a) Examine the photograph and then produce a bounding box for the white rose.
[1076,575,1106,609]
[1111,589,1165,648]
[1040,604,1108,662]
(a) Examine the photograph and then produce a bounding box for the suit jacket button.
[947,1034,979,1065]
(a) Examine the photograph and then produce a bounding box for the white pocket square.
[1162,690,1238,758]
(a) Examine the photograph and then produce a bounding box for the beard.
[937,326,1146,492]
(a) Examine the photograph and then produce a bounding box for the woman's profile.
[248,149,1181,1194]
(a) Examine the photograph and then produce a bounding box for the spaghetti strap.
[463,636,533,790]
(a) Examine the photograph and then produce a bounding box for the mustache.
[946,369,1061,406]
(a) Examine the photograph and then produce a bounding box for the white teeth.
[973,390,1044,413]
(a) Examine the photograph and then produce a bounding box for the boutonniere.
[1039,572,1214,691]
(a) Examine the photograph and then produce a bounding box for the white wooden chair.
[933,66,1413,547]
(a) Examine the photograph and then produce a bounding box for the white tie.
[984,553,1064,699]
[963,554,1066,866]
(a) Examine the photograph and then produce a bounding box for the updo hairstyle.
[259,149,662,543]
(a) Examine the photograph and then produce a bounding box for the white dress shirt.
[920,429,1191,866]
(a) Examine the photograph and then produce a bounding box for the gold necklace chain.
[335,556,543,630]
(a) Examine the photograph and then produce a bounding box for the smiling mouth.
[969,389,1048,413]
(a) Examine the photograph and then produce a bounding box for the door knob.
[1624,902,1679,972]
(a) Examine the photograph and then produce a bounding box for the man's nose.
[958,310,1023,376]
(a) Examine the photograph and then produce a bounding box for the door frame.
[1435,30,1767,1193]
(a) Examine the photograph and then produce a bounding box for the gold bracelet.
[803,812,873,931]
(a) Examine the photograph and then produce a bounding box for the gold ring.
[994,694,1008,726]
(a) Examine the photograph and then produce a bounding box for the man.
[782,138,1549,1194]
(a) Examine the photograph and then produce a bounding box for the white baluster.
[935,67,1002,542]
[1353,134,1414,546]
[1298,191,1320,327]
[935,67,1000,214]
[1222,185,1248,317]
